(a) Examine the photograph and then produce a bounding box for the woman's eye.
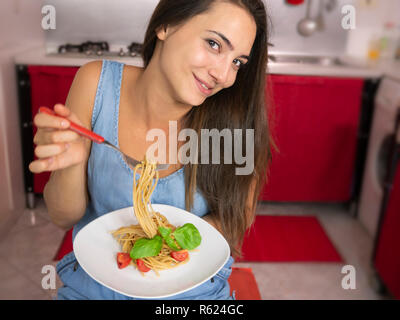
[207,39,220,51]
[206,39,245,70]
[233,59,244,69]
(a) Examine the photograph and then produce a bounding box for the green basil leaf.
[158,226,171,238]
[165,236,180,251]
[172,223,201,250]
[158,226,180,251]
[130,235,162,259]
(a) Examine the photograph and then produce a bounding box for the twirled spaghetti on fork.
[112,159,199,276]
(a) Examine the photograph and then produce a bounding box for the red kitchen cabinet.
[373,137,400,299]
[261,75,364,202]
[27,66,79,194]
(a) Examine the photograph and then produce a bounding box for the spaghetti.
[112,159,198,276]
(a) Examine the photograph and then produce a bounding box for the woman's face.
[155,1,257,107]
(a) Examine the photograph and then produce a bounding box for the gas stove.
[49,41,143,58]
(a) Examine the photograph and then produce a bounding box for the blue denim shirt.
[56,59,235,300]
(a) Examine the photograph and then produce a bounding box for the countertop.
[13,46,400,80]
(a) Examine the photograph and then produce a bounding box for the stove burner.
[58,41,110,56]
[56,41,143,58]
[127,42,143,57]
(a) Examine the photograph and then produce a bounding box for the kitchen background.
[0,0,400,300]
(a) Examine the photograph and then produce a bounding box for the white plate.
[73,204,230,298]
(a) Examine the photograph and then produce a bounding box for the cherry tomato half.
[171,250,189,262]
[136,258,151,272]
[117,252,131,269]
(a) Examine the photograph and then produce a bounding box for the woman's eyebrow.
[206,29,250,60]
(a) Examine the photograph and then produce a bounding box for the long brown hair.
[141,0,276,258]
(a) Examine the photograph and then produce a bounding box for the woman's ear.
[156,25,168,40]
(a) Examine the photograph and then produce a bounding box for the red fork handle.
[38,106,105,144]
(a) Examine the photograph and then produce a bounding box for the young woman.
[30,0,274,300]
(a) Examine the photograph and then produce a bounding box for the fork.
[38,107,169,171]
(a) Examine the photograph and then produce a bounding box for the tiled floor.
[0,197,393,300]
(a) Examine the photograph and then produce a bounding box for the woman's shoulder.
[67,60,142,129]
[122,63,143,85]
[75,60,104,91]
[65,60,104,130]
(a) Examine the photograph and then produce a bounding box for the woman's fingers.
[34,129,80,145]
[34,111,70,130]
[54,103,83,126]
[53,103,71,117]
[30,142,70,173]
[29,104,89,174]
[29,141,82,173]
[29,157,55,173]
[34,104,83,130]
[34,142,70,159]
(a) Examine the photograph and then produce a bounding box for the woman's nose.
[209,58,231,85]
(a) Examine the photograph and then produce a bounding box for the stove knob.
[85,49,93,56]
[119,48,125,57]
[96,50,103,56]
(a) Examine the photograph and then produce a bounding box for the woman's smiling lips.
[193,73,213,96]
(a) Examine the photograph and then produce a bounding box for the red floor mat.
[238,215,343,262]
[53,228,73,261]
[228,267,261,300]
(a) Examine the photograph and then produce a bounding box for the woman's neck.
[130,55,193,131]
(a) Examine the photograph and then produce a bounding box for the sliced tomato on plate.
[136,258,151,272]
[171,249,189,262]
[117,252,131,269]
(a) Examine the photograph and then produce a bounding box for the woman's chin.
[192,99,205,107]
[179,82,209,107]
[185,93,206,107]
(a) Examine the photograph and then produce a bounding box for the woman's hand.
[29,104,90,173]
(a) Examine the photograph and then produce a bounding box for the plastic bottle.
[379,22,400,60]
[367,33,381,63]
